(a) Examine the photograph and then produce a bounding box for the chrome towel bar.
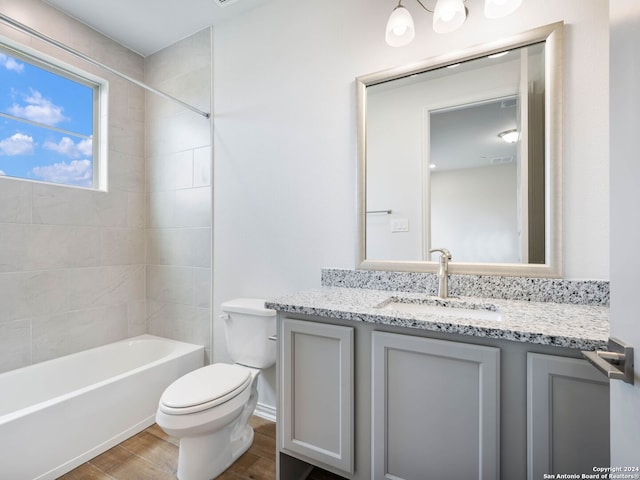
[366,210,392,215]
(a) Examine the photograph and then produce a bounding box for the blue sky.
[0,50,95,187]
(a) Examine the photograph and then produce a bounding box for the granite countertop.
[265,286,609,351]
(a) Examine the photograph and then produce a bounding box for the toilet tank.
[220,298,276,369]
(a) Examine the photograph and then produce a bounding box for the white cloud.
[0,170,6,175]
[8,89,67,126]
[0,133,35,156]
[0,53,24,73]
[44,136,93,158]
[31,159,92,187]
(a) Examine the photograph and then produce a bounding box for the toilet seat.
[159,363,252,415]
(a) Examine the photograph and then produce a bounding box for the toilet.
[155,298,276,480]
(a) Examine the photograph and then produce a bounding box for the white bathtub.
[0,334,204,480]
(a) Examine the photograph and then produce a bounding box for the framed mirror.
[356,22,563,277]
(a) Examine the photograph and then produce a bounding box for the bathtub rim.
[0,334,204,425]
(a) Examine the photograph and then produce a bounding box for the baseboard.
[254,402,276,422]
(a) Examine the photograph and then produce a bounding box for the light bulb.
[385,4,415,47]
[439,4,456,22]
[498,129,519,143]
[433,0,466,34]
[393,24,408,36]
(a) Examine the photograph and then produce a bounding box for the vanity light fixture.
[385,0,465,46]
[385,0,522,47]
[433,0,466,33]
[385,1,416,47]
[498,129,519,143]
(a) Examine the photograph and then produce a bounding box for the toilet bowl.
[155,298,276,480]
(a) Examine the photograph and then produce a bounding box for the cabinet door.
[527,353,610,479]
[372,331,500,480]
[279,318,354,473]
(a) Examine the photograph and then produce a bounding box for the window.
[0,42,104,189]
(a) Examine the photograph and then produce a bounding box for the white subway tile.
[0,178,32,223]
[193,268,212,309]
[0,270,69,323]
[128,300,147,336]
[146,300,210,348]
[32,305,128,363]
[0,320,31,373]
[175,187,211,228]
[69,265,144,310]
[101,228,145,265]
[193,146,212,187]
[146,265,194,305]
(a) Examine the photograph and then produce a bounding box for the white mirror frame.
[356,22,563,277]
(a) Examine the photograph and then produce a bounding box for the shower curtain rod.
[0,13,211,119]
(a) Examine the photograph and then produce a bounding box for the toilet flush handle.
[219,313,230,322]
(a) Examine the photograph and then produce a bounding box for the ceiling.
[42,0,265,57]
[430,97,518,172]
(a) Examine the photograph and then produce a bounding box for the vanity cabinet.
[371,332,500,480]
[276,313,609,480]
[278,318,354,474]
[527,353,610,479]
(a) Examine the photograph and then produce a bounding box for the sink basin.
[376,297,503,322]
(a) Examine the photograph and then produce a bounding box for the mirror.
[357,22,563,277]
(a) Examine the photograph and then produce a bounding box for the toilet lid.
[161,364,251,410]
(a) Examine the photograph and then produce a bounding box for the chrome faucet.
[429,248,452,298]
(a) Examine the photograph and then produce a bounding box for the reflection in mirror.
[357,23,562,277]
[431,96,526,264]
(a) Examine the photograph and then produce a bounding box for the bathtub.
[0,334,204,480]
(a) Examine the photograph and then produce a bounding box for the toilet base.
[231,424,254,463]
[166,369,261,480]
[177,424,254,480]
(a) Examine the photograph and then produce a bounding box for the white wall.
[366,161,519,263]
[0,0,146,373]
[212,0,610,409]
[609,0,640,464]
[431,163,519,263]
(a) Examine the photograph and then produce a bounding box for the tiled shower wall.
[0,3,213,374]
[144,29,213,361]
[0,0,146,373]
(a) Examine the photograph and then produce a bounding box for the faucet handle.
[429,248,452,260]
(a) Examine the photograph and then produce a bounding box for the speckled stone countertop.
[265,286,609,351]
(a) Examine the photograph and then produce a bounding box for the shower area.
[144,29,214,363]
[0,1,214,375]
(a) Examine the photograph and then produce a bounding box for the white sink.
[376,297,503,322]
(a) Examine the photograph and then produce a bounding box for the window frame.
[0,36,108,191]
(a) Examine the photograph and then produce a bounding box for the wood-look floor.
[60,416,342,480]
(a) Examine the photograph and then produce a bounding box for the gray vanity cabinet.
[276,313,610,480]
[371,331,500,480]
[278,318,354,475]
[527,353,610,479]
